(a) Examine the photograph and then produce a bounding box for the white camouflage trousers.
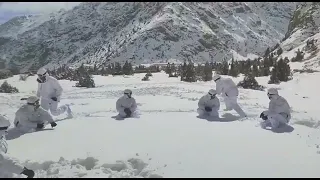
[41,98,67,116]
[261,113,289,129]
[223,95,246,117]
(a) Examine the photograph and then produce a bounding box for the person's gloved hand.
[36,123,44,129]
[260,112,268,120]
[51,97,57,101]
[21,167,35,178]
[50,122,57,128]
[36,78,42,83]
[124,108,132,117]
[205,106,212,112]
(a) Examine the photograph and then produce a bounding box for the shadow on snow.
[264,123,295,133]
[6,117,70,140]
[6,127,54,140]
[111,114,140,121]
[197,113,240,122]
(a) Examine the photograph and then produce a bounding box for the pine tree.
[100,67,107,76]
[128,62,134,74]
[113,62,122,75]
[165,63,172,75]
[0,81,19,93]
[107,64,113,74]
[268,53,274,67]
[252,63,259,77]
[196,63,203,76]
[238,61,245,74]
[268,60,280,84]
[210,62,217,71]
[122,61,133,75]
[243,59,252,75]
[171,63,176,75]
[75,65,95,88]
[277,57,291,82]
[78,63,86,74]
[261,57,270,76]
[264,47,270,57]
[292,49,304,62]
[93,63,98,75]
[184,62,196,82]
[202,61,213,81]
[180,61,187,81]
[217,60,229,75]
[237,73,264,91]
[76,73,95,88]
[228,58,239,77]
[277,47,283,56]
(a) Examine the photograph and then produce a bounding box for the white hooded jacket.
[0,115,24,177]
[14,104,54,129]
[37,74,63,102]
[198,94,220,111]
[116,95,137,113]
[266,95,291,119]
[216,77,239,97]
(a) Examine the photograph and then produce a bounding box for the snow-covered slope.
[274,2,320,70]
[0,71,320,177]
[0,2,296,72]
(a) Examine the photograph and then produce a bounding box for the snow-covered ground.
[1,70,320,178]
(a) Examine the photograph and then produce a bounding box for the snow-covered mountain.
[274,2,320,70]
[0,2,296,72]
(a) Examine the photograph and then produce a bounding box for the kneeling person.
[14,96,57,132]
[116,89,137,118]
[260,88,291,129]
[197,89,220,118]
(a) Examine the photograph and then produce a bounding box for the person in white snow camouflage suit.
[36,68,73,118]
[14,96,57,132]
[197,89,220,118]
[213,74,247,117]
[260,88,291,129]
[116,89,137,118]
[0,115,35,178]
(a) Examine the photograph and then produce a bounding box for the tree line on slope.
[0,38,317,92]
[165,53,291,84]
[0,47,300,92]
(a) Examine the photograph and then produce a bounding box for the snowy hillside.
[273,2,320,70]
[1,71,320,177]
[0,2,296,72]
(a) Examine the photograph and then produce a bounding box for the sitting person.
[260,88,291,129]
[197,89,220,118]
[116,89,137,118]
[14,96,57,132]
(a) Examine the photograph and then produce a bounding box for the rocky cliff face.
[0,2,296,72]
[274,2,320,70]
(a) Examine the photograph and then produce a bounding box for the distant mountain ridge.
[0,2,296,72]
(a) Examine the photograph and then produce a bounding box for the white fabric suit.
[214,75,246,117]
[261,88,291,129]
[14,104,54,133]
[0,115,25,178]
[197,93,220,118]
[36,72,68,116]
[116,95,137,118]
